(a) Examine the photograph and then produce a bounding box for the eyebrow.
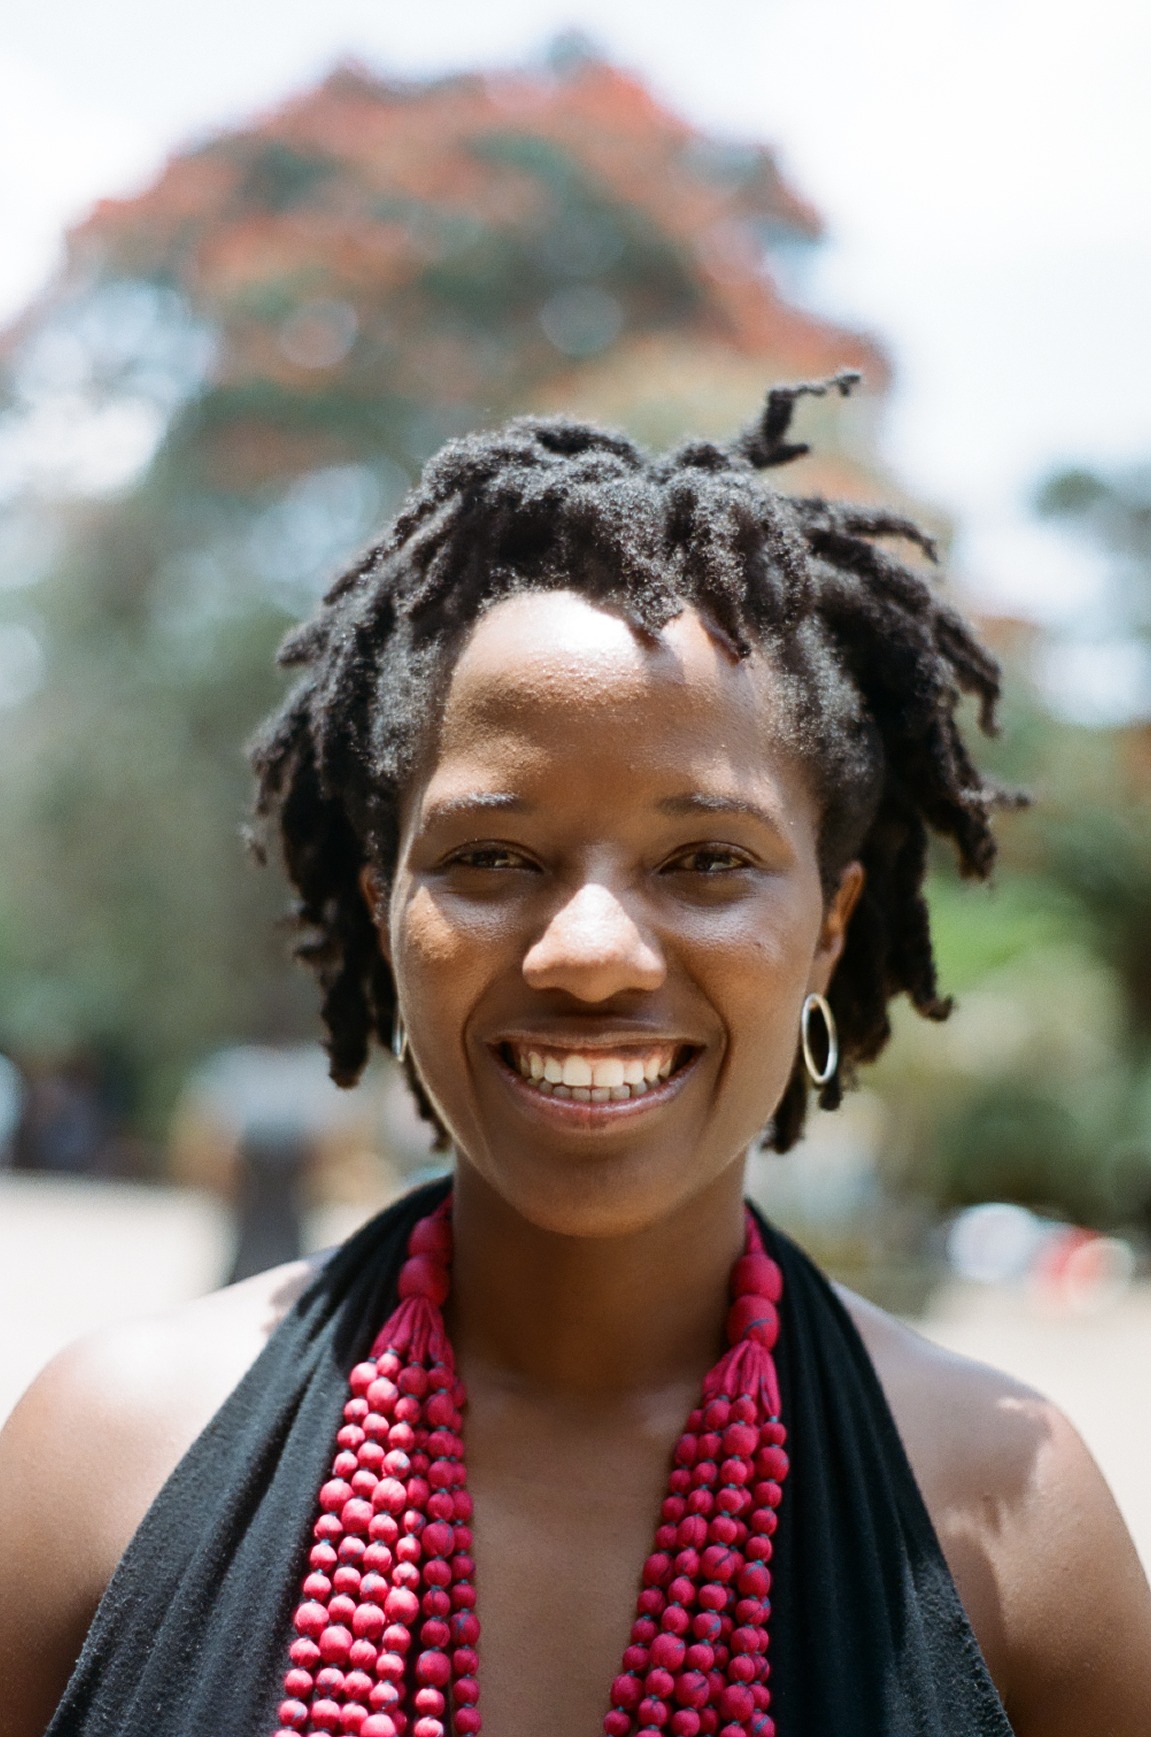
[420,793,532,825]
[657,792,784,832]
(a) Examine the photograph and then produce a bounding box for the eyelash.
[664,847,753,875]
[443,845,753,875]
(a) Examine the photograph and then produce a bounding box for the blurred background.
[2,1,1150,1565]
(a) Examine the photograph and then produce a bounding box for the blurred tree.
[0,47,887,1142]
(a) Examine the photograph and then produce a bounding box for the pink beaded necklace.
[272,1196,789,1737]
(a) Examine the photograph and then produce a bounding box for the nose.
[522,879,665,1001]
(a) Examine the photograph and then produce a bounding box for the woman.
[1,381,1148,1737]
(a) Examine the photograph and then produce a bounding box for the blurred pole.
[226,1126,308,1283]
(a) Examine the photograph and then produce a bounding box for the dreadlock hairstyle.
[251,373,1019,1152]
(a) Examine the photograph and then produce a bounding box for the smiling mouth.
[496,1041,697,1103]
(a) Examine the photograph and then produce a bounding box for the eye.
[662,845,755,876]
[443,843,539,872]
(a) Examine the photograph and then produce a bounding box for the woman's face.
[377,590,860,1238]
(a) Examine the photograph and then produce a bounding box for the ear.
[809,860,864,993]
[358,865,392,965]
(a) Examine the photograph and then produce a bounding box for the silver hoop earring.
[391,1009,408,1064]
[801,992,838,1088]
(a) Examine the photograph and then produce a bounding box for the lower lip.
[492,1050,700,1130]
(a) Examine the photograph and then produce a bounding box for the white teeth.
[509,1045,684,1103]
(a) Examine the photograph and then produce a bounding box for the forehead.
[447,589,773,722]
[419,589,812,813]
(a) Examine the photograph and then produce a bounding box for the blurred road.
[1,1174,1148,1580]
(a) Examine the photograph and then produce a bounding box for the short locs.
[251,375,1019,1151]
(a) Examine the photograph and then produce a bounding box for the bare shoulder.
[839,1285,1151,1735]
[0,1255,321,1737]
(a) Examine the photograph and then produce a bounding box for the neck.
[445,1159,749,1399]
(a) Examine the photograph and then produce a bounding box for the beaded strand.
[272,1199,788,1737]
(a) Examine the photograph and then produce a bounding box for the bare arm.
[846,1290,1151,1734]
[0,1258,316,1737]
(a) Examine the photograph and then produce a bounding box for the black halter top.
[46,1180,1013,1736]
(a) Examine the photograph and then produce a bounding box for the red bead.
[722,1424,758,1459]
[455,1712,481,1736]
[409,1214,452,1257]
[321,1479,354,1513]
[315,1510,342,1539]
[384,1586,420,1624]
[454,1676,479,1706]
[731,1254,781,1303]
[290,1636,321,1669]
[729,1654,757,1683]
[650,1632,686,1672]
[320,1625,353,1665]
[342,1707,369,1733]
[294,1601,328,1638]
[421,1618,450,1648]
[738,1562,770,1597]
[719,1685,754,1722]
[703,1400,731,1432]
[612,1673,641,1708]
[674,1670,709,1708]
[312,1700,343,1731]
[414,1688,445,1717]
[661,1605,691,1636]
[756,1446,789,1482]
[367,1377,399,1411]
[692,1611,722,1643]
[353,1604,385,1640]
[350,1362,380,1395]
[726,1296,779,1349]
[424,1390,456,1428]
[278,1701,309,1729]
[361,1719,397,1737]
[451,1611,479,1646]
[416,1649,451,1687]
[671,1713,701,1737]
[372,1478,406,1516]
[605,1713,631,1737]
[411,1719,444,1737]
[638,1697,670,1726]
[377,1650,406,1679]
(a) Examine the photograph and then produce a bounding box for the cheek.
[391,884,513,1045]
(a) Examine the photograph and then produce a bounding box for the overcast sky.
[2,0,1150,644]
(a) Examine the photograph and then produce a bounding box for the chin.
[458,1142,746,1243]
